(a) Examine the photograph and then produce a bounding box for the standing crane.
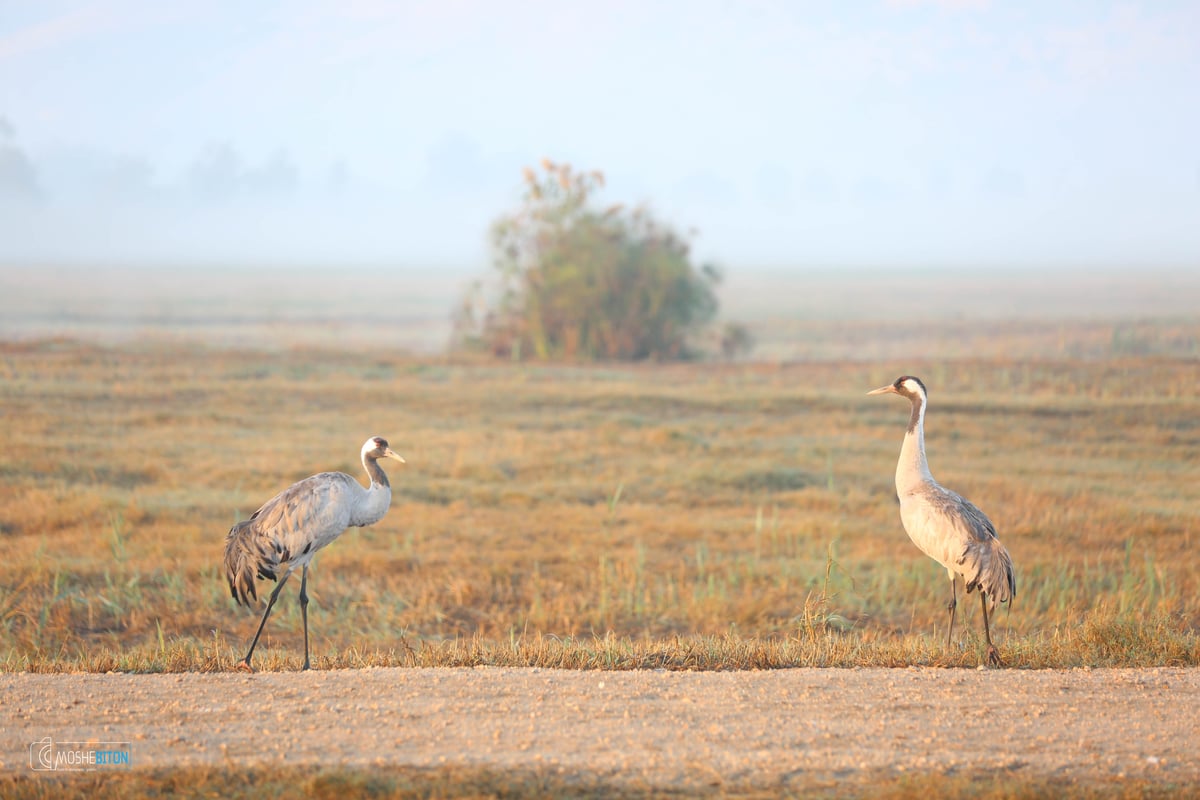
[223,436,405,671]
[868,376,1015,666]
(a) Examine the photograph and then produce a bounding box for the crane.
[868,376,1015,666]
[223,436,405,671]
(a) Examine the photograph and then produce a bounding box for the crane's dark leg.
[238,572,292,672]
[981,593,1002,667]
[945,576,958,649]
[299,565,311,671]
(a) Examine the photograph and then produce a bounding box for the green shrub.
[455,159,721,361]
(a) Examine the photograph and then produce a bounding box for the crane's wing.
[930,487,1016,607]
[223,471,360,605]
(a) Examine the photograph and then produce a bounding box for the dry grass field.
[0,267,1196,675]
[1,266,1198,797]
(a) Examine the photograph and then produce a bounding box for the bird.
[223,436,405,671]
[868,376,1015,666]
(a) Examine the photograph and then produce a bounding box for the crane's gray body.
[892,392,1015,609]
[224,469,392,605]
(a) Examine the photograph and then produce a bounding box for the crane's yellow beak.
[383,448,406,464]
[867,384,898,396]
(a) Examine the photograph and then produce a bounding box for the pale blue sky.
[1,0,1197,271]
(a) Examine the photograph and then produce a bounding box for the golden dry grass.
[4,763,1194,800]
[1,334,1197,672]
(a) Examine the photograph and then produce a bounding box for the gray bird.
[223,436,405,671]
[868,376,1015,665]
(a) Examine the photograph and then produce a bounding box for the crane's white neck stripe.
[897,393,934,493]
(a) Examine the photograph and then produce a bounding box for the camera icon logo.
[30,736,55,771]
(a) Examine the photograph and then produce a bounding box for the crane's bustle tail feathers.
[224,520,274,606]
[963,537,1016,610]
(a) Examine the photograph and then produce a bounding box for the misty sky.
[1,0,1198,271]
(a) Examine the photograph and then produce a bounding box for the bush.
[454,160,721,361]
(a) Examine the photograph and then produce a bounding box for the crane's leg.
[238,572,291,672]
[981,593,1002,667]
[944,572,958,650]
[299,565,311,671]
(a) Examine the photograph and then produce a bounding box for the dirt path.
[3,667,1196,792]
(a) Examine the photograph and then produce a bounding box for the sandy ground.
[3,667,1197,792]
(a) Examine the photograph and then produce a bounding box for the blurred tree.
[0,116,41,204]
[454,159,722,361]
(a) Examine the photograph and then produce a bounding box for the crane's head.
[362,436,406,464]
[867,375,927,403]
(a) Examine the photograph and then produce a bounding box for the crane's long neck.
[352,454,393,527]
[896,393,935,496]
[363,454,391,490]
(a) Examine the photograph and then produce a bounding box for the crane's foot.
[301,659,311,671]
[235,659,255,673]
[985,645,1003,667]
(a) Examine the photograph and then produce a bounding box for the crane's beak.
[384,448,406,464]
[867,384,898,396]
